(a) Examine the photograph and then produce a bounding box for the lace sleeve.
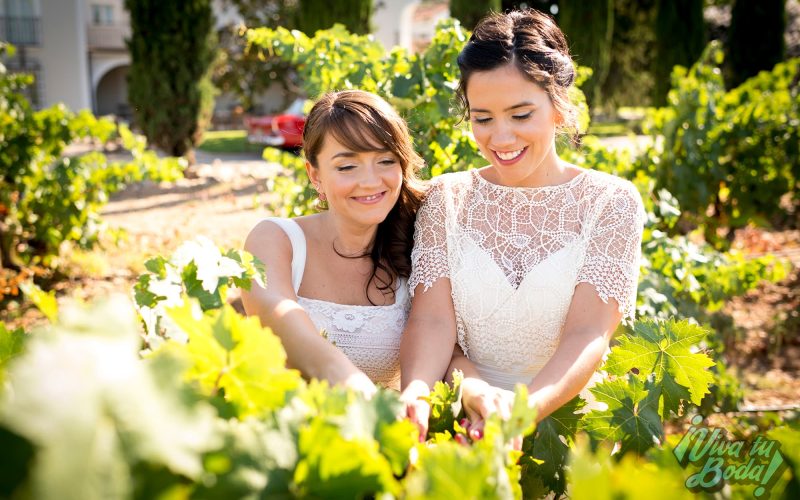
[409,179,450,296]
[577,180,646,324]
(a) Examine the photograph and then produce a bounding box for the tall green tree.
[125,0,217,162]
[558,0,614,110]
[727,0,786,88]
[600,0,657,109]
[296,0,372,35]
[652,0,705,106]
[450,0,501,30]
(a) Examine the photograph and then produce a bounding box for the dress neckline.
[472,166,588,191]
[297,278,408,309]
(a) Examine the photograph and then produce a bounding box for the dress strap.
[262,217,307,294]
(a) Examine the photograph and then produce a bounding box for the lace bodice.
[266,218,408,390]
[409,168,645,390]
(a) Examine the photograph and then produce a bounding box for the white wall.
[39,0,91,110]
[372,0,419,51]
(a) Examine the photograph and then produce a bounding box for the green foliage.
[605,318,715,416]
[644,42,800,244]
[295,0,372,35]
[125,0,217,158]
[0,43,184,285]
[652,0,705,106]
[165,301,300,417]
[213,0,300,112]
[727,0,787,88]
[133,236,265,348]
[0,297,221,499]
[449,0,501,30]
[558,0,614,108]
[600,0,657,109]
[0,322,25,388]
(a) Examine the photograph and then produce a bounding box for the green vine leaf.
[605,318,715,416]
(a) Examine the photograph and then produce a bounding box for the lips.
[351,191,387,204]
[492,147,527,165]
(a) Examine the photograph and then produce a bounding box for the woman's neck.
[321,211,377,257]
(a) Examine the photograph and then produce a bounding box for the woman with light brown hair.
[242,90,425,396]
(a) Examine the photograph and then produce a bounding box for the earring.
[318,191,327,202]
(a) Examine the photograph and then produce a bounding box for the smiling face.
[307,133,403,229]
[466,63,562,187]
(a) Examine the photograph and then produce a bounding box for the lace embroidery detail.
[297,281,410,391]
[409,168,645,387]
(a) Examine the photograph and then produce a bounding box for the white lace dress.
[266,218,409,390]
[408,169,646,390]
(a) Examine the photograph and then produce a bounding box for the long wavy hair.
[303,90,426,304]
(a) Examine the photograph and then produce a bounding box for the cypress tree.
[450,0,501,30]
[125,0,216,162]
[727,0,786,88]
[558,0,614,109]
[296,0,373,36]
[653,0,705,106]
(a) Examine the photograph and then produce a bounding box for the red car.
[244,98,306,148]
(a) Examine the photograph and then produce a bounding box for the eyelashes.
[472,112,533,124]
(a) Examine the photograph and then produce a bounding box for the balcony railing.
[0,16,41,46]
[87,24,130,50]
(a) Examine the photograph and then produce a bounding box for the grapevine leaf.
[605,318,715,415]
[166,301,301,416]
[404,440,510,500]
[0,323,26,385]
[425,370,463,435]
[525,395,585,496]
[294,418,398,498]
[501,384,538,440]
[581,375,664,455]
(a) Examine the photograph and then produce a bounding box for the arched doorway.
[95,65,130,120]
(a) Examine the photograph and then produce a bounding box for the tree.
[727,0,787,88]
[450,0,501,30]
[652,0,705,106]
[295,0,372,36]
[214,0,300,112]
[125,0,217,162]
[558,0,614,110]
[599,0,657,109]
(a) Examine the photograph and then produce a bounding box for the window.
[91,4,114,25]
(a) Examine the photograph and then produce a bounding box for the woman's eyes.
[335,158,396,171]
[472,112,532,124]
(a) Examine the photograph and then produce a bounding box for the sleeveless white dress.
[408,169,646,391]
[265,218,409,390]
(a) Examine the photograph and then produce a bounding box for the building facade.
[1,0,445,117]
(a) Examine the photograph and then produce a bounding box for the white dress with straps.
[265,218,409,390]
[408,169,646,391]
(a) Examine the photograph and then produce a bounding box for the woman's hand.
[401,380,431,442]
[461,377,522,450]
[343,371,378,400]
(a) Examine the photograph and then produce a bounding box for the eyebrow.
[330,149,391,160]
[470,101,536,113]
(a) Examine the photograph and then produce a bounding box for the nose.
[358,163,382,188]
[491,121,516,149]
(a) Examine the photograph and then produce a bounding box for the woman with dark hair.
[242,90,426,396]
[400,9,645,435]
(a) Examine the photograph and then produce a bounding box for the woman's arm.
[524,282,622,421]
[241,221,375,394]
[400,279,458,392]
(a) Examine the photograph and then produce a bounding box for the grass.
[198,130,264,154]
